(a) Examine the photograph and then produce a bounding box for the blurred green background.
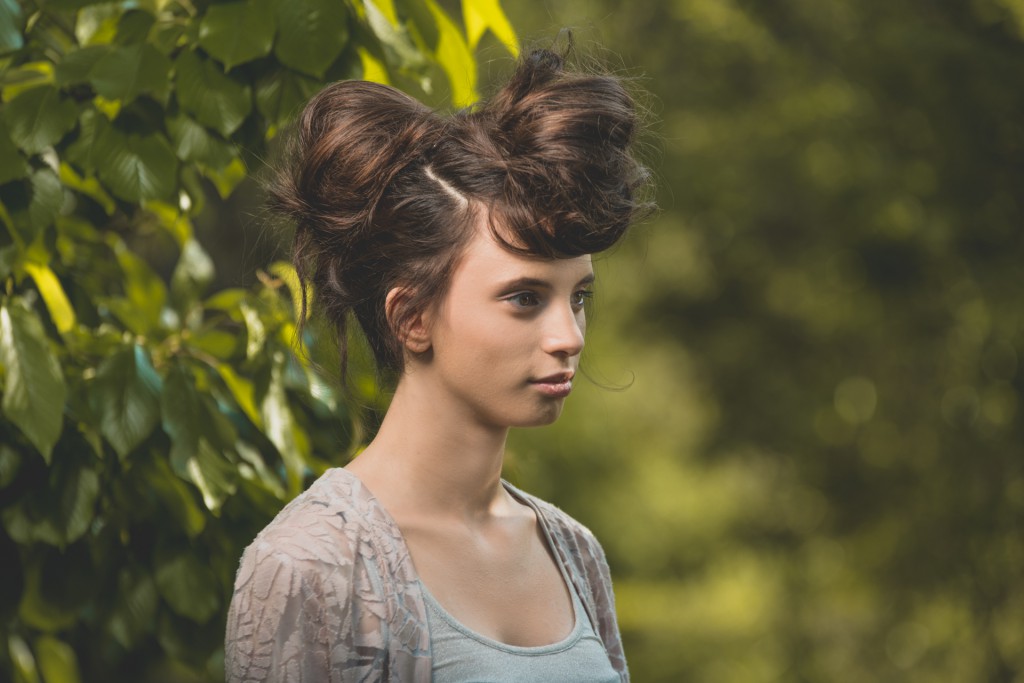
[502,1,1024,681]
[2,0,1022,681]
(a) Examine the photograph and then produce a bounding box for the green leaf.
[107,565,158,650]
[236,440,285,499]
[365,0,426,72]
[114,8,154,44]
[47,0,118,11]
[144,200,192,246]
[202,156,248,199]
[156,610,223,668]
[26,168,64,234]
[139,454,206,538]
[0,118,28,184]
[356,45,389,84]
[369,0,398,23]
[188,328,240,361]
[0,245,17,280]
[8,635,40,683]
[423,0,476,106]
[151,20,186,55]
[2,86,78,155]
[306,365,339,413]
[170,238,214,308]
[175,50,252,136]
[89,43,171,105]
[100,235,167,334]
[254,68,319,128]
[73,4,119,46]
[1,167,63,253]
[67,110,173,202]
[0,301,66,461]
[0,0,24,55]
[113,237,167,314]
[0,443,20,487]
[240,300,265,360]
[462,0,517,54]
[161,363,201,461]
[17,542,95,633]
[93,125,178,202]
[179,437,237,513]
[23,263,76,335]
[274,0,348,78]
[1,452,99,547]
[269,260,308,322]
[88,344,161,459]
[64,108,106,173]
[262,352,306,495]
[202,391,242,448]
[35,636,81,683]
[17,556,78,631]
[4,169,66,246]
[166,113,234,168]
[198,0,275,71]
[203,287,247,312]
[54,45,109,86]
[1,63,54,101]
[58,162,116,215]
[154,542,220,622]
[217,363,262,428]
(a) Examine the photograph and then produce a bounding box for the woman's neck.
[345,377,514,523]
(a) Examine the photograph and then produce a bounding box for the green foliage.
[0,0,516,680]
[3,87,78,156]
[0,0,24,54]
[273,0,350,77]
[198,2,276,71]
[0,302,66,461]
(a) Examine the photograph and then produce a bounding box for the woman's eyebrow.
[497,277,552,291]
[497,273,595,291]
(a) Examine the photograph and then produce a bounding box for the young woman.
[225,46,652,682]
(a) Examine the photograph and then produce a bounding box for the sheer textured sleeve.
[223,507,394,682]
[225,541,337,683]
[224,469,432,683]
[584,533,629,682]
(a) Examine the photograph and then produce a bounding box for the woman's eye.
[571,290,594,309]
[509,292,540,307]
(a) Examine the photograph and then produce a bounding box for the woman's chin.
[509,403,565,429]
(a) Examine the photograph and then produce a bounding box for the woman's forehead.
[454,225,593,285]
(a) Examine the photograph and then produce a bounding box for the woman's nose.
[542,304,585,357]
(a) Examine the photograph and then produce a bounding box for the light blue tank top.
[420,566,620,682]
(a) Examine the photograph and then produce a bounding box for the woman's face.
[416,223,594,430]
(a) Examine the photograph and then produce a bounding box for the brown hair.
[269,45,653,384]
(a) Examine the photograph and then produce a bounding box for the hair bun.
[471,48,653,255]
[270,81,442,253]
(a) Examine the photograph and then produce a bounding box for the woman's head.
[269,45,653,384]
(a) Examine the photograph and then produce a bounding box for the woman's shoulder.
[502,481,605,558]
[237,468,398,576]
[226,469,431,682]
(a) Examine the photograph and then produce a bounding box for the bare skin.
[346,222,594,647]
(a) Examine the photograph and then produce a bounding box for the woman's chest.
[401,517,577,648]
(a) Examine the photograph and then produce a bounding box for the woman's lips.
[531,372,574,398]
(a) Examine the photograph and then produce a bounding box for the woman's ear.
[386,287,432,354]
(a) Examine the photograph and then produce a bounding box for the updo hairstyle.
[269,45,653,384]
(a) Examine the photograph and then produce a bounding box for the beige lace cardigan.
[224,467,628,682]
